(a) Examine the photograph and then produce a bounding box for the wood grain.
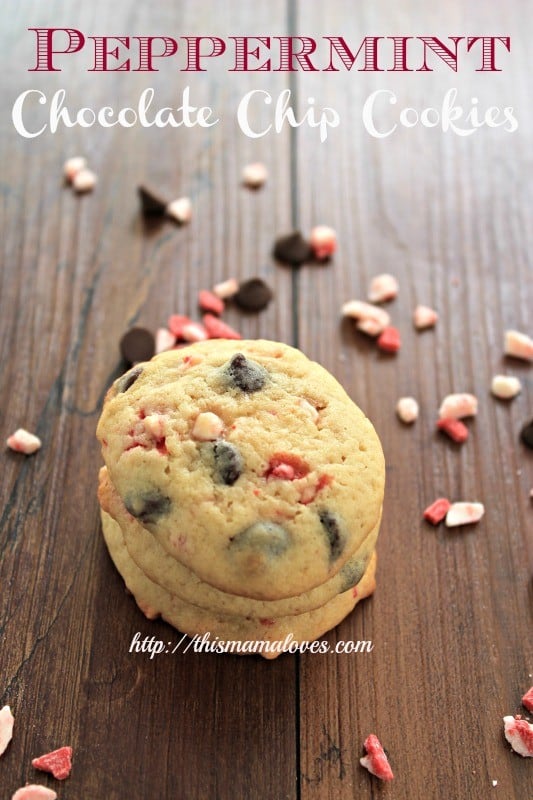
[0,2,531,799]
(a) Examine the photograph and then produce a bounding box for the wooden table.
[1,2,532,798]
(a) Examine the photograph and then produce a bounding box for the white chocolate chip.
[445,502,485,527]
[155,328,176,354]
[504,330,533,361]
[368,273,399,303]
[438,393,478,420]
[413,304,438,330]
[192,412,224,441]
[298,398,319,423]
[143,415,166,438]
[72,168,97,193]
[63,156,87,182]
[213,278,239,300]
[6,428,42,454]
[242,162,268,188]
[491,375,522,400]
[166,196,192,224]
[396,397,419,424]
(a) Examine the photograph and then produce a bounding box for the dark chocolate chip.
[125,491,171,524]
[319,510,345,562]
[223,353,268,393]
[115,365,143,394]
[230,521,290,557]
[212,441,243,485]
[520,418,533,449]
[234,278,273,312]
[120,327,155,366]
[338,555,369,594]
[273,231,313,266]
[138,185,169,216]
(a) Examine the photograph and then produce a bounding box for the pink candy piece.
[198,290,224,315]
[32,746,73,780]
[437,417,469,443]
[522,686,533,713]
[310,225,337,260]
[341,300,390,336]
[438,393,478,420]
[445,502,485,527]
[181,322,208,343]
[11,787,57,800]
[0,705,14,756]
[377,326,401,353]
[213,278,239,300]
[155,328,176,354]
[202,314,242,340]
[504,330,533,361]
[423,497,451,525]
[368,273,399,303]
[503,715,533,757]
[360,734,394,781]
[168,314,192,339]
[6,429,42,455]
[413,305,438,330]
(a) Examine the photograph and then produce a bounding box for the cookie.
[99,466,379,617]
[97,339,385,600]
[101,510,377,659]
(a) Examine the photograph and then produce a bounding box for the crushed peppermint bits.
[11,786,57,800]
[309,225,337,260]
[360,734,394,781]
[437,417,469,443]
[522,686,533,713]
[423,498,451,525]
[368,273,399,303]
[445,502,485,528]
[503,716,533,757]
[438,393,478,420]
[32,746,73,780]
[377,326,401,353]
[413,304,438,330]
[6,429,42,455]
[0,705,14,756]
[504,330,533,361]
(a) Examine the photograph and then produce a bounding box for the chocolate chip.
[230,521,290,557]
[273,231,313,266]
[116,365,143,394]
[120,327,155,366]
[223,353,268,393]
[234,278,273,312]
[338,555,368,594]
[319,510,345,562]
[213,441,243,485]
[125,491,171,524]
[520,418,533,449]
[138,185,169,216]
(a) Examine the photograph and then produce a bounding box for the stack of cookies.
[96,340,385,658]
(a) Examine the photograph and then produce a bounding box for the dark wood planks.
[294,3,532,799]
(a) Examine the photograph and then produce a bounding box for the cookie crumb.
[491,375,522,400]
[396,397,419,423]
[368,273,399,303]
[32,746,73,780]
[445,502,484,527]
[504,330,533,361]
[360,734,394,781]
[6,429,41,455]
[0,705,14,756]
[413,304,438,329]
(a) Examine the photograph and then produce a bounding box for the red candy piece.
[32,746,73,780]
[437,417,469,443]
[423,497,451,525]
[523,686,533,713]
[202,314,242,340]
[198,290,224,315]
[168,314,192,339]
[377,326,401,353]
[360,734,394,781]
[265,453,310,480]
